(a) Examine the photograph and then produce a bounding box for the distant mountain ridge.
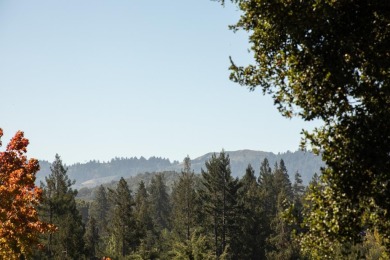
[189,150,323,184]
[37,150,324,189]
[36,156,177,188]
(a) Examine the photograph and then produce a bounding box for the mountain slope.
[188,150,323,184]
[37,150,324,189]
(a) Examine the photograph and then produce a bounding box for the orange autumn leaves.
[0,128,54,258]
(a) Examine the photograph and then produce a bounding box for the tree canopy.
[217,0,390,254]
[0,129,53,258]
[38,154,85,259]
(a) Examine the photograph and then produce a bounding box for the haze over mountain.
[37,150,324,189]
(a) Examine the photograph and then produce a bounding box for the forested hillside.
[37,150,324,189]
[1,129,386,259]
[189,150,323,184]
[32,152,384,259]
[36,156,178,188]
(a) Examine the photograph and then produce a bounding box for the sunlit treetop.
[220,0,389,121]
[0,128,54,258]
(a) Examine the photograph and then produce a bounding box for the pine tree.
[274,159,293,201]
[84,216,99,259]
[292,172,305,202]
[291,171,305,234]
[148,173,172,258]
[258,158,274,207]
[237,164,264,259]
[171,156,199,241]
[89,185,109,256]
[134,181,152,237]
[133,180,157,259]
[39,154,85,259]
[201,151,240,258]
[149,173,171,232]
[76,199,90,224]
[267,160,299,259]
[266,190,300,260]
[258,158,275,248]
[107,177,137,258]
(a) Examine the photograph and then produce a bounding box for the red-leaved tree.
[0,128,54,258]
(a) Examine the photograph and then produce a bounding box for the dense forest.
[0,130,388,259]
[30,153,386,259]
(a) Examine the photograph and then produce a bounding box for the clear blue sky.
[0,0,318,164]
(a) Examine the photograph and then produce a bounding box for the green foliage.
[134,181,153,243]
[35,154,390,259]
[38,154,85,259]
[292,172,305,203]
[149,173,171,232]
[325,229,389,260]
[170,230,216,260]
[171,156,199,241]
[262,160,301,259]
[89,185,109,257]
[289,172,305,241]
[257,158,276,252]
[299,173,366,259]
[237,164,264,259]
[273,160,293,199]
[201,151,241,258]
[363,230,389,260]
[84,216,99,258]
[266,190,300,260]
[216,0,390,256]
[107,177,137,258]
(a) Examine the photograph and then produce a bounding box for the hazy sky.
[0,0,319,164]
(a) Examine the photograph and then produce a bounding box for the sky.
[0,0,319,164]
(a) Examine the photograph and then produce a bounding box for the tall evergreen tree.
[201,151,240,258]
[134,181,153,238]
[38,154,85,259]
[148,173,172,258]
[258,158,272,183]
[149,173,171,232]
[266,190,300,260]
[133,180,157,259]
[258,158,275,245]
[292,172,305,202]
[84,216,99,259]
[274,159,293,201]
[107,177,137,258]
[267,160,298,259]
[291,171,306,237]
[237,164,264,259]
[89,185,109,257]
[76,200,90,224]
[171,156,198,241]
[258,158,274,205]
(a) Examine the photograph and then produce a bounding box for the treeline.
[36,156,177,187]
[76,171,180,202]
[32,152,386,259]
[37,150,325,190]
